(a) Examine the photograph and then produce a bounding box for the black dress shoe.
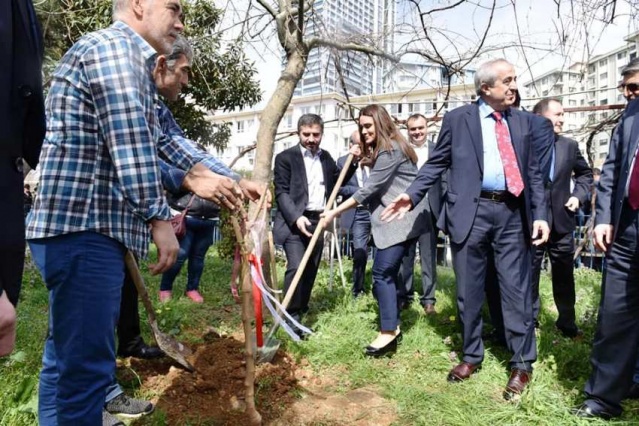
[626,382,639,399]
[557,326,583,339]
[571,403,614,420]
[365,332,401,358]
[118,343,165,359]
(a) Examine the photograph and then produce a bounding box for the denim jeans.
[29,231,125,426]
[372,239,414,332]
[160,216,215,292]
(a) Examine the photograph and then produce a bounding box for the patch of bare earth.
[118,330,396,425]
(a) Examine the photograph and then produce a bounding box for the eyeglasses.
[618,83,639,92]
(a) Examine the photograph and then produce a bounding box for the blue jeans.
[29,232,125,426]
[372,239,413,332]
[160,216,215,292]
[105,381,123,404]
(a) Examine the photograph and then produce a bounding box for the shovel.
[124,250,195,372]
[257,154,355,363]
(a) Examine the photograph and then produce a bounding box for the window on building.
[236,120,245,133]
[618,51,627,59]
[599,138,608,146]
[569,99,577,106]
[588,64,596,74]
[600,99,608,105]
[631,52,637,60]
[569,87,576,93]
[600,58,608,67]
[600,72,608,81]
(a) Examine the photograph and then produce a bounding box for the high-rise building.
[293,0,395,97]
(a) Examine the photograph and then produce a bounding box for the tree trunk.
[251,50,308,184]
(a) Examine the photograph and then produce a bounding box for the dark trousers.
[372,239,413,331]
[117,265,142,354]
[397,207,437,306]
[452,198,536,370]
[350,208,372,296]
[532,229,577,332]
[282,217,323,319]
[584,203,639,416]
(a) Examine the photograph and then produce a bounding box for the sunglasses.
[618,83,639,92]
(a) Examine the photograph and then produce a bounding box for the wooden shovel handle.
[124,251,157,324]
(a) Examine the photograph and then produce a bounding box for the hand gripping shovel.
[124,251,195,371]
[257,154,355,363]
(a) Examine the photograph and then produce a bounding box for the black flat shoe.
[118,343,165,359]
[364,333,401,358]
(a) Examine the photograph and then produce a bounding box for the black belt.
[303,210,322,219]
[480,190,517,203]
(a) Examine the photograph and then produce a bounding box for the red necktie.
[628,153,639,209]
[492,112,524,197]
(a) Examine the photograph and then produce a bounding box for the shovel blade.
[150,322,195,372]
[256,336,281,364]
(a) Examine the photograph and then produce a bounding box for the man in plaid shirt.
[24,1,253,424]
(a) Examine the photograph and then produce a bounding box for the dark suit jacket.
[273,145,356,245]
[596,98,639,236]
[528,113,555,185]
[547,135,593,234]
[336,154,361,230]
[0,0,44,301]
[406,103,547,244]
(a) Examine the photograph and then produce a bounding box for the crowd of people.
[3,0,639,424]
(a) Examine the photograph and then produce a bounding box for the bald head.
[350,130,360,146]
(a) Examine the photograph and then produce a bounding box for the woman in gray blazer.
[322,105,428,357]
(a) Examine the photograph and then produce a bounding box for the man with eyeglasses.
[573,57,639,419]
[617,58,639,401]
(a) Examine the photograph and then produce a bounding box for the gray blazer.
[352,142,428,249]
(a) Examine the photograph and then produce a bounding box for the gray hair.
[112,0,128,20]
[621,58,639,78]
[474,59,512,95]
[297,114,324,133]
[165,35,193,69]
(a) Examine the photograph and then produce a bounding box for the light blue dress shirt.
[478,99,508,191]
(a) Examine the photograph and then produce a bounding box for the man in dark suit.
[274,114,356,335]
[397,113,443,314]
[337,131,372,298]
[0,0,45,356]
[382,58,549,399]
[572,87,639,422]
[484,94,555,345]
[530,98,592,338]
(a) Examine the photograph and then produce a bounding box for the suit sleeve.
[526,126,547,222]
[595,120,625,226]
[570,143,593,206]
[337,156,359,199]
[274,151,303,227]
[352,149,401,205]
[406,115,452,206]
[530,115,554,183]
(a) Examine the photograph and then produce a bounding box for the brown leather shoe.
[447,362,480,382]
[424,304,436,315]
[504,369,531,400]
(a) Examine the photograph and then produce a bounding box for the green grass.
[2,249,639,425]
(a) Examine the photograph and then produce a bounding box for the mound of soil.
[118,329,397,425]
[119,330,298,425]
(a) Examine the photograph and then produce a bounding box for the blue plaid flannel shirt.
[26,21,225,257]
[156,101,240,182]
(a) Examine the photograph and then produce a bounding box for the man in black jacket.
[531,98,592,338]
[273,114,357,336]
[0,0,45,356]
